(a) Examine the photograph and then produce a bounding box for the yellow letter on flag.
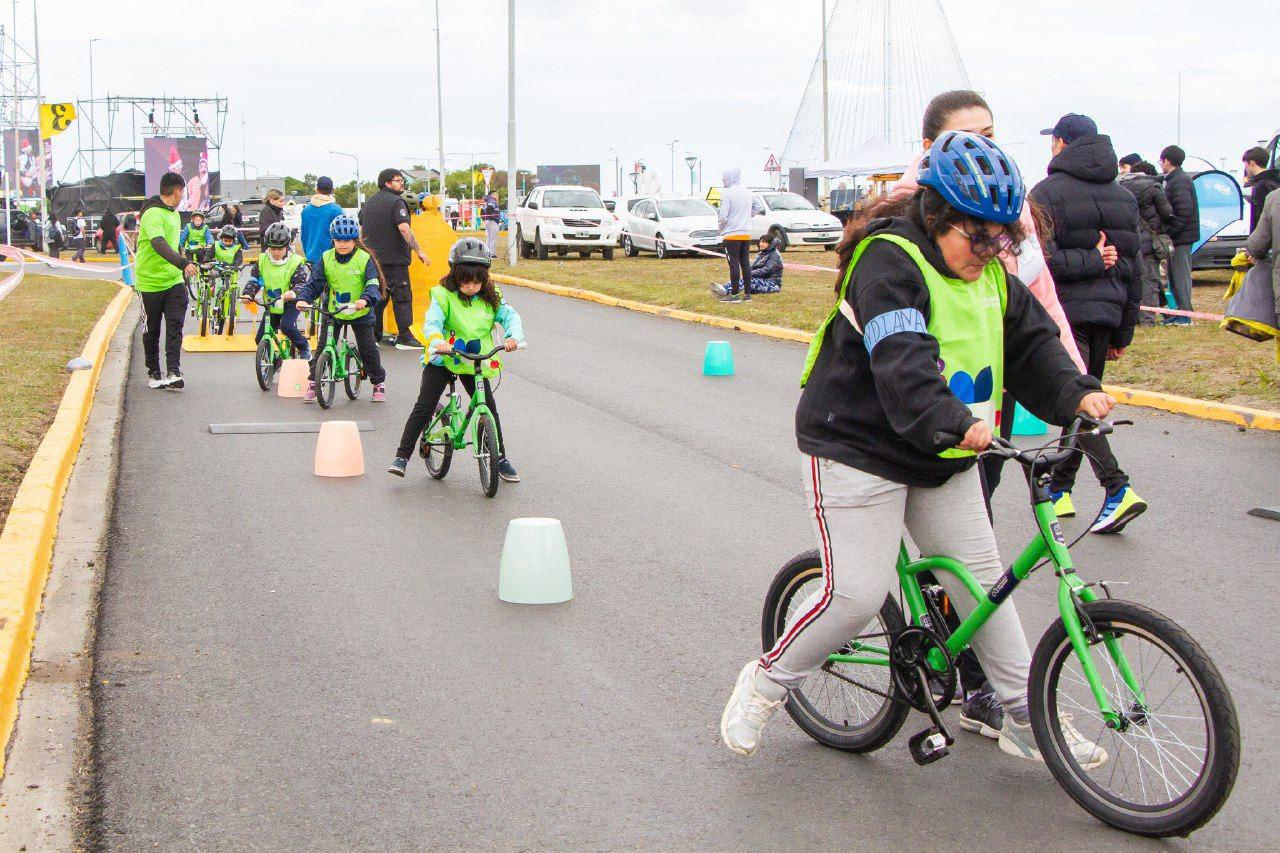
[40,102,76,138]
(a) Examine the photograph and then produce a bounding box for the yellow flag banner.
[39,102,76,138]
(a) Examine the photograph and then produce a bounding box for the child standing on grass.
[136,172,198,390]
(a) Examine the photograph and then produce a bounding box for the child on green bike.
[387,237,525,482]
[212,224,244,269]
[179,209,213,261]
[721,132,1114,766]
[289,215,387,402]
[242,221,310,360]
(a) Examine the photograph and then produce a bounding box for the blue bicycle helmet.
[917,131,1024,224]
[329,214,360,240]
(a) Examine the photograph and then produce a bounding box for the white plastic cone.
[498,518,573,604]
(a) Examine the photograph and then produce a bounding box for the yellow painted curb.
[1103,385,1280,431]
[495,271,1280,432]
[0,283,133,775]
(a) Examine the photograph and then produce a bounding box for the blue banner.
[1191,170,1243,253]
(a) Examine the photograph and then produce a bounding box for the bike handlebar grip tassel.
[498,518,573,605]
[1011,402,1048,437]
[314,420,365,478]
[276,359,310,399]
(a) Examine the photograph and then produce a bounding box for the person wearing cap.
[1117,152,1142,175]
[1030,113,1147,534]
[301,175,345,263]
[1159,144,1199,324]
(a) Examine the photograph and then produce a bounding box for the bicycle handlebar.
[932,414,1130,469]
[441,342,528,361]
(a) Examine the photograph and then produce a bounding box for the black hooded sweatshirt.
[1029,134,1142,346]
[795,217,1100,488]
[1246,168,1280,231]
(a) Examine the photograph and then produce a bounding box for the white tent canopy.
[805,138,917,179]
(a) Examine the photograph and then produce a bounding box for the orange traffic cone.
[314,420,364,477]
[277,359,310,398]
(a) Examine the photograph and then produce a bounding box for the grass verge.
[494,251,1279,409]
[0,274,119,527]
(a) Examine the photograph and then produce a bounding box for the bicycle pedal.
[908,727,952,766]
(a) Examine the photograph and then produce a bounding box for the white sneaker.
[720,661,787,756]
[709,282,727,297]
[998,715,1108,770]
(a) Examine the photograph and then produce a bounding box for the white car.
[603,196,646,246]
[621,197,722,259]
[513,185,621,260]
[749,191,843,251]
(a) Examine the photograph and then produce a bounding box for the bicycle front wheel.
[344,352,363,400]
[761,550,908,752]
[422,403,453,479]
[475,412,500,498]
[1030,599,1239,838]
[316,351,337,409]
[254,337,274,391]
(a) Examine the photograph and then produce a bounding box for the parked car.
[603,196,645,245]
[621,197,721,259]
[236,198,265,244]
[513,185,620,259]
[748,191,842,250]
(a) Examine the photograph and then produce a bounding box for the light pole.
[684,155,697,195]
[330,150,361,211]
[435,0,446,201]
[608,147,621,196]
[88,38,104,177]
[667,139,679,194]
[235,161,259,194]
[507,0,517,265]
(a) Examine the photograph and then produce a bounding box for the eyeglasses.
[950,224,1014,259]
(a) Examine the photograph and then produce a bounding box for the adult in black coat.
[1159,145,1199,318]
[98,208,119,253]
[1119,162,1173,323]
[1242,146,1279,231]
[257,189,286,246]
[1030,114,1146,524]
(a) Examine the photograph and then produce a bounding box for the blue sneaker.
[1090,485,1147,534]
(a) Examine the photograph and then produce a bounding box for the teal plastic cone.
[1011,402,1048,436]
[498,518,573,604]
[703,341,734,376]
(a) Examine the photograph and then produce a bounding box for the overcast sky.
[33,0,1280,196]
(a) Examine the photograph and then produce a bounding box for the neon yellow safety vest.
[258,254,305,315]
[213,241,239,265]
[429,284,504,378]
[801,233,1007,459]
[321,247,372,319]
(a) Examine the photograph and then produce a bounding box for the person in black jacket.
[1119,161,1173,325]
[1159,145,1199,322]
[1242,146,1279,231]
[710,235,783,296]
[721,131,1114,762]
[1030,114,1147,533]
[359,168,430,348]
[257,189,286,246]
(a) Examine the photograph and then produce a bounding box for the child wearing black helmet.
[242,221,310,360]
[212,224,243,268]
[720,132,1115,766]
[387,237,526,482]
[288,214,388,402]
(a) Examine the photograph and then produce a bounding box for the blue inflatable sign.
[1191,169,1243,253]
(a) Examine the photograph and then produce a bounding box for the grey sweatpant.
[761,456,1032,712]
[484,220,500,257]
[1169,243,1194,313]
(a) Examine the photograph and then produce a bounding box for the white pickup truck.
[512,185,620,260]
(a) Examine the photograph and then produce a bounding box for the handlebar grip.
[932,430,965,449]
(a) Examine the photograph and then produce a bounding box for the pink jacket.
[891,155,1085,373]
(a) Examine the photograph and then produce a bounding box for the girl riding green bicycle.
[722,132,1114,764]
[388,237,525,483]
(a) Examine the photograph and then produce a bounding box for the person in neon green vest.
[722,132,1116,767]
[178,209,213,261]
[211,225,244,269]
[290,215,388,402]
[241,221,310,359]
[388,237,525,483]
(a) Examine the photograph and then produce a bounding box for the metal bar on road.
[208,421,376,435]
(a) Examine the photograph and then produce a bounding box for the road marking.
[208,421,376,434]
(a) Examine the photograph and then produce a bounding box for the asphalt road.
[95,285,1279,849]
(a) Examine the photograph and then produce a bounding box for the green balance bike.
[207,261,241,336]
[187,261,217,336]
[418,343,525,498]
[245,293,300,391]
[762,416,1238,838]
[309,306,367,409]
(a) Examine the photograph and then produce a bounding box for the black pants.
[140,283,189,376]
[381,264,415,343]
[725,240,751,295]
[397,363,505,460]
[71,237,86,262]
[255,303,309,355]
[310,317,386,385]
[1051,323,1127,494]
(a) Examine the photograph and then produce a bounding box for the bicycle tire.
[761,550,909,752]
[316,350,337,409]
[198,293,209,337]
[1029,599,1239,838]
[254,337,273,391]
[344,352,363,400]
[423,403,453,479]
[476,412,500,498]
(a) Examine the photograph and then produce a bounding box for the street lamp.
[667,139,679,194]
[684,154,698,195]
[330,150,362,210]
[608,147,621,196]
[88,38,105,177]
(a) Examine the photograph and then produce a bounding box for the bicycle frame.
[826,470,1146,729]
[316,315,361,381]
[434,375,495,453]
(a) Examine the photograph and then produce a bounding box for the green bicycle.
[762,416,1238,838]
[207,261,241,336]
[418,343,525,498]
[244,292,300,391]
[309,306,366,409]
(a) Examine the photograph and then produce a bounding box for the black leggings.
[725,239,752,294]
[310,316,385,384]
[396,363,505,459]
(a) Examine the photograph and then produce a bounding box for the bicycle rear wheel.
[761,550,909,752]
[316,350,337,409]
[475,412,500,498]
[198,293,209,337]
[1029,599,1239,838]
[422,403,453,479]
[254,337,274,391]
